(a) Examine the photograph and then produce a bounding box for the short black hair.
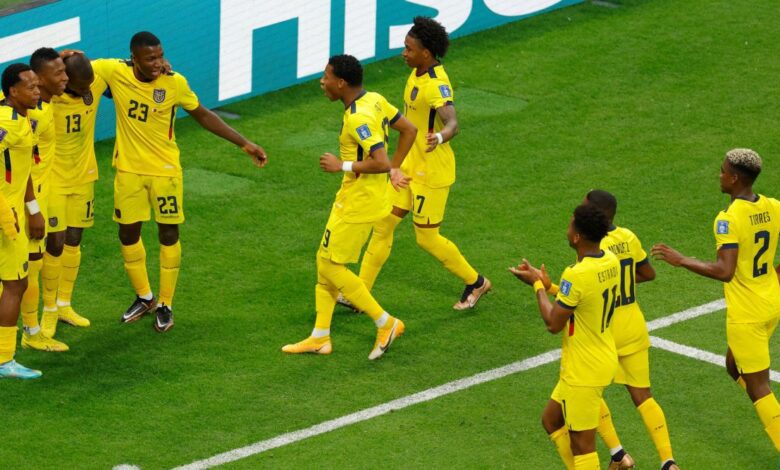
[585,189,617,221]
[573,203,610,243]
[130,31,161,51]
[408,16,449,59]
[64,53,94,82]
[30,47,60,73]
[328,54,362,87]
[2,63,32,97]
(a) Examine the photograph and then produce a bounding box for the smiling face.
[11,70,41,110]
[402,34,429,70]
[132,44,164,82]
[36,57,68,97]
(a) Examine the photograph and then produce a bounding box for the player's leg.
[20,249,68,352]
[150,175,184,333]
[596,398,635,470]
[564,383,603,469]
[409,183,490,310]
[115,171,155,323]
[282,258,338,355]
[545,384,574,469]
[55,182,95,327]
[41,186,66,337]
[727,319,780,451]
[357,185,412,292]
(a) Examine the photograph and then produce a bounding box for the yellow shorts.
[727,318,779,374]
[48,182,95,232]
[0,220,29,281]
[114,170,184,225]
[614,348,651,388]
[317,211,372,265]
[550,380,605,431]
[393,182,449,226]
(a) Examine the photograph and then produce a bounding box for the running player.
[652,149,780,456]
[282,54,416,359]
[348,17,490,311]
[510,203,619,469]
[91,32,267,332]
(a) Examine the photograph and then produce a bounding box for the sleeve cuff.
[719,243,739,250]
[369,142,385,153]
[389,112,401,125]
[556,299,576,310]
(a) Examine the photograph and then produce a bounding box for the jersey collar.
[345,89,367,112]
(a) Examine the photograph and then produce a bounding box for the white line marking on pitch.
[114,299,726,470]
[650,336,780,382]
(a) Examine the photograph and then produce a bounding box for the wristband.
[342,161,354,172]
[435,132,444,145]
[533,280,545,293]
[547,283,560,296]
[26,199,40,215]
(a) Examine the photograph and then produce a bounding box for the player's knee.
[65,227,84,247]
[158,224,179,246]
[46,232,66,256]
[118,223,142,246]
[28,252,43,262]
[414,227,439,251]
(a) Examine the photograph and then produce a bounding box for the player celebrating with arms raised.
[511,203,619,469]
[653,149,780,456]
[348,16,490,311]
[283,55,416,359]
[91,32,267,332]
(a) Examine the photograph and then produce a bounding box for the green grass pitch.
[2,0,780,468]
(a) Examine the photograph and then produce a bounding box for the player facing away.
[40,53,107,341]
[6,48,71,353]
[282,54,417,360]
[348,16,490,310]
[532,190,679,470]
[91,32,267,332]
[0,64,45,378]
[652,149,780,455]
[510,203,619,469]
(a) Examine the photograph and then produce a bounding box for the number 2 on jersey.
[753,230,770,277]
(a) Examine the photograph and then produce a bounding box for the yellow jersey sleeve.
[555,266,580,309]
[91,58,119,82]
[346,111,386,158]
[175,73,199,111]
[425,75,454,110]
[714,210,739,250]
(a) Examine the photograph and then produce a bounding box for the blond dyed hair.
[726,148,762,180]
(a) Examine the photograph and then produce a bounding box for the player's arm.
[186,105,267,168]
[509,260,569,333]
[388,114,416,190]
[635,258,656,283]
[426,104,458,152]
[320,146,390,174]
[651,243,737,282]
[24,175,44,239]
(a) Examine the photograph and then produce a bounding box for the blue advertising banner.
[0,0,581,139]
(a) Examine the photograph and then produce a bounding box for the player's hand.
[28,212,45,240]
[425,132,440,152]
[651,243,684,266]
[319,153,343,173]
[161,57,173,75]
[0,208,18,240]
[390,168,411,191]
[508,259,541,286]
[242,142,267,168]
[59,49,84,59]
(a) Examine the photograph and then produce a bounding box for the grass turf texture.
[2,0,780,467]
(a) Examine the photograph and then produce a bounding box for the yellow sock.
[314,282,338,331]
[0,326,17,363]
[359,213,402,291]
[597,399,621,450]
[41,251,61,310]
[414,226,478,285]
[637,398,674,462]
[573,452,599,469]
[120,240,152,297]
[318,257,384,320]
[20,258,42,329]
[754,393,780,451]
[58,245,81,304]
[736,376,747,390]
[550,426,575,470]
[159,241,181,307]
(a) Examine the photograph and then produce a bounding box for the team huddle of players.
[0,15,778,470]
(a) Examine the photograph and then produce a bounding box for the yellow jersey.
[601,226,651,356]
[332,90,400,224]
[28,99,55,195]
[714,195,780,323]
[51,73,107,187]
[555,250,620,387]
[400,64,455,188]
[0,103,35,210]
[92,59,199,177]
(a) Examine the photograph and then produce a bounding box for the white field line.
[650,336,780,383]
[113,298,726,470]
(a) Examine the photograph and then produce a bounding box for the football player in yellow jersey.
[13,48,71,353]
[39,54,106,340]
[282,55,417,359]
[91,32,267,332]
[0,64,45,378]
[653,149,780,456]
[346,17,490,312]
[511,203,620,470]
